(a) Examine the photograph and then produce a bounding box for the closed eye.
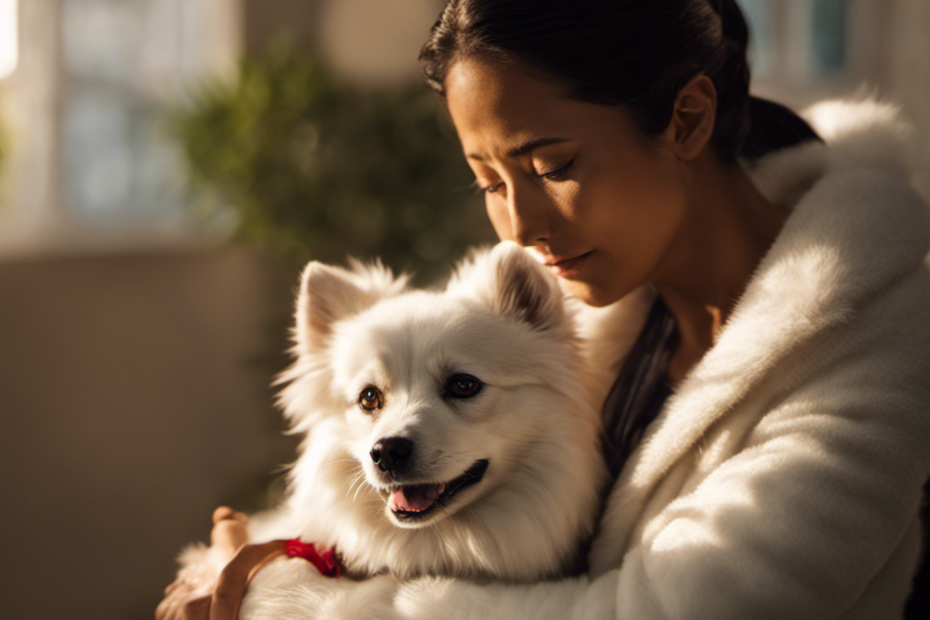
[473,180,505,195]
[472,159,573,195]
[539,158,574,180]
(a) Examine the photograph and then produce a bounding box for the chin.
[558,278,614,308]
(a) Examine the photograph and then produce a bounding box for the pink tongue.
[389,484,443,513]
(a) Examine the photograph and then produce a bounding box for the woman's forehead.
[445,59,563,136]
[445,58,636,160]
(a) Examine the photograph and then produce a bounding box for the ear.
[665,74,717,160]
[480,242,566,331]
[295,261,394,351]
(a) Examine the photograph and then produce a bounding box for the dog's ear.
[480,242,566,331]
[295,260,404,350]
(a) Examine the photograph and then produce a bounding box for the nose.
[509,186,552,246]
[370,437,414,476]
[489,181,551,247]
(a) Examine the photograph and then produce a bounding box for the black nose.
[370,437,414,475]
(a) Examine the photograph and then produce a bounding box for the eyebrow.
[467,137,571,162]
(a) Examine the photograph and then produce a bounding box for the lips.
[545,251,593,278]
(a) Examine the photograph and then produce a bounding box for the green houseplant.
[169,45,493,283]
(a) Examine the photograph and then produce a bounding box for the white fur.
[745,97,918,208]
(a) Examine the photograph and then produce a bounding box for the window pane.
[60,0,208,227]
[736,0,775,77]
[63,89,186,225]
[810,0,848,76]
[63,90,132,219]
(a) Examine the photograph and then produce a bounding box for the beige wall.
[242,0,323,56]
[239,0,442,83]
[0,246,299,620]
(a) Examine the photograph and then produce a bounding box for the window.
[737,0,776,78]
[0,0,17,80]
[809,0,849,76]
[737,0,869,103]
[0,0,239,252]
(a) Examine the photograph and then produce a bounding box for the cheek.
[583,160,685,246]
[486,198,514,241]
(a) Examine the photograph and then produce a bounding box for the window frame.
[746,0,885,108]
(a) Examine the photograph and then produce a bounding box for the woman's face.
[445,58,690,307]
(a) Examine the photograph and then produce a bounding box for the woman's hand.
[156,508,287,620]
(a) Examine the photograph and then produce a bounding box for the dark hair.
[420,0,820,162]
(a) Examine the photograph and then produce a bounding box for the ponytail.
[742,97,823,160]
[709,0,822,160]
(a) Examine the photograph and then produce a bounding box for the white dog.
[175,242,609,614]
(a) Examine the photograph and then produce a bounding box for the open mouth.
[387,459,489,523]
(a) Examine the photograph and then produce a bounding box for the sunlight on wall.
[319,0,439,84]
[0,0,17,80]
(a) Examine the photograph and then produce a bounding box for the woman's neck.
[653,155,789,384]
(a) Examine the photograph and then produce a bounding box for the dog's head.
[277,243,604,579]
[281,242,590,517]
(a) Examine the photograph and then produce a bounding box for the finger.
[209,540,288,620]
[155,593,173,620]
[211,519,250,553]
[180,594,212,620]
[156,589,200,620]
[212,506,248,525]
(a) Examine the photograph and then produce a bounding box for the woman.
[158,1,930,618]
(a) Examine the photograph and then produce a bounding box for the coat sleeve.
[239,557,621,620]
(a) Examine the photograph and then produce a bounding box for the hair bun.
[706,0,751,158]
[712,0,749,48]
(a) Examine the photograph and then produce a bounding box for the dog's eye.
[445,374,483,399]
[358,386,383,412]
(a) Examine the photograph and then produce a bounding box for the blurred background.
[0,1,927,618]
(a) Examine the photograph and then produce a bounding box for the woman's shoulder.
[744,97,929,299]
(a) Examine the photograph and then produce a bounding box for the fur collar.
[589,99,930,574]
[749,99,919,207]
